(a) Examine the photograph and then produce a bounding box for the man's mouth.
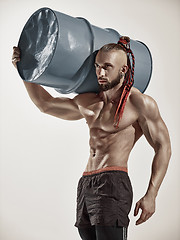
[98,78,107,84]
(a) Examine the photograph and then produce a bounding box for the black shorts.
[74,166,133,228]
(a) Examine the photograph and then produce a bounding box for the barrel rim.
[136,40,153,93]
[17,7,59,82]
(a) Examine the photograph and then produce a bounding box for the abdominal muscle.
[84,125,136,172]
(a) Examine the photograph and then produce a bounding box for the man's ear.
[121,65,129,74]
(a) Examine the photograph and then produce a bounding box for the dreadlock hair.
[99,36,135,128]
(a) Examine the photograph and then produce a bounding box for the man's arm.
[132,93,172,225]
[23,82,84,120]
[12,47,83,121]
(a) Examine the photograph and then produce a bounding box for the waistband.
[83,166,128,176]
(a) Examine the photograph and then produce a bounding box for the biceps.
[44,97,84,120]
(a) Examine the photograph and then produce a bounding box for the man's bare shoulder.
[130,87,159,119]
[74,92,100,106]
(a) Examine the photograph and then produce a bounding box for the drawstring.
[113,37,135,128]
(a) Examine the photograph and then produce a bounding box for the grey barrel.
[17,7,152,94]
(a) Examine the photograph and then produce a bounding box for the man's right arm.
[12,47,83,121]
[24,82,84,120]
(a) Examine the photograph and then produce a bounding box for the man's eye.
[103,66,110,70]
[105,65,111,68]
[95,64,99,68]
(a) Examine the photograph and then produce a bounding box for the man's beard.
[99,72,124,91]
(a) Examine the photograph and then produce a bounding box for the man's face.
[95,50,127,91]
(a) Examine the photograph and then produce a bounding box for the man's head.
[95,43,129,91]
[95,36,135,128]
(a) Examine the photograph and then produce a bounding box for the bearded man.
[12,36,171,240]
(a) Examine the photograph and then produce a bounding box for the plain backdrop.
[0,0,180,239]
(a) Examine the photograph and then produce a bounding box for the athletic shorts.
[74,166,133,228]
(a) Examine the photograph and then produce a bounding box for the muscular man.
[12,37,171,240]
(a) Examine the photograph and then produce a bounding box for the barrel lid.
[17,7,58,81]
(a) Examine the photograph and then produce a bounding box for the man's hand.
[12,46,20,68]
[134,194,156,225]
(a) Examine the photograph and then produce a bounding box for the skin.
[12,46,171,226]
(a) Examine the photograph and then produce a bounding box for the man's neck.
[100,82,124,104]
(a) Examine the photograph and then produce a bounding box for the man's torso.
[76,87,143,171]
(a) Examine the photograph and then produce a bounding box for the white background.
[0,0,180,239]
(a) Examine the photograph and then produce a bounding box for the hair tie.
[118,36,131,51]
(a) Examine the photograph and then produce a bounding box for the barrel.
[17,7,152,94]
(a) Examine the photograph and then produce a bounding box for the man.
[12,36,171,240]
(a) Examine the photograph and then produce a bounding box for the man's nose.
[98,67,105,77]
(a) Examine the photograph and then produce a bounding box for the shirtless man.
[12,38,171,240]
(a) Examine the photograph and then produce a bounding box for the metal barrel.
[17,7,152,94]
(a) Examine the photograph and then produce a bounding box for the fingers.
[134,201,148,225]
[134,195,156,226]
[12,46,20,68]
[136,211,146,225]
[134,198,155,225]
[12,57,20,69]
[134,201,140,216]
[13,46,20,57]
[136,212,153,225]
[13,46,20,53]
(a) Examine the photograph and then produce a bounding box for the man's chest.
[79,99,138,131]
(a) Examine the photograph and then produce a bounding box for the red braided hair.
[113,36,135,128]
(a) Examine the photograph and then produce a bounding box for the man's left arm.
[133,94,172,225]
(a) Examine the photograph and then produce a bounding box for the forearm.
[23,81,52,111]
[146,145,171,198]
[23,81,83,120]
